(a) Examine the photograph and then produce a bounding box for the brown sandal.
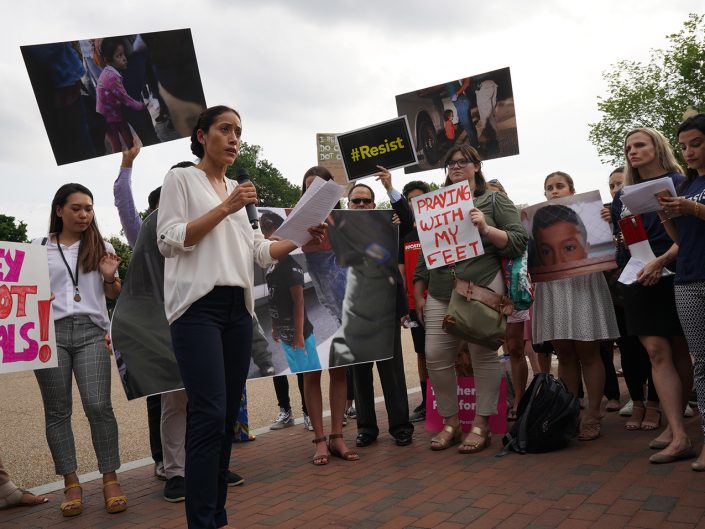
[312,436,329,465]
[578,419,601,441]
[328,433,359,461]
[625,403,645,430]
[458,426,491,454]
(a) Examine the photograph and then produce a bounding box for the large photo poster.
[0,242,57,374]
[522,191,617,282]
[395,67,519,172]
[110,209,399,399]
[21,28,207,166]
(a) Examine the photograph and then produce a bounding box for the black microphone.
[235,167,259,229]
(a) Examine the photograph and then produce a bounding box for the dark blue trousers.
[170,287,252,529]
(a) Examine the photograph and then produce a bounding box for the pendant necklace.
[56,234,82,302]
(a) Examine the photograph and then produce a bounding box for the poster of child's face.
[522,190,617,282]
[395,66,519,173]
[21,28,206,166]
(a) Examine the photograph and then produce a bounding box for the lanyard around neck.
[56,234,82,302]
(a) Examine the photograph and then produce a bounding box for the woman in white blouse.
[157,105,322,529]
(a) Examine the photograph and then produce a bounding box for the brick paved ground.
[2,396,704,529]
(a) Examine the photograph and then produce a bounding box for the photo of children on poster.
[21,28,207,166]
[0,242,57,374]
[110,208,397,399]
[411,181,484,270]
[522,190,617,282]
[395,67,519,173]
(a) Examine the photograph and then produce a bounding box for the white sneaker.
[269,407,294,430]
[303,414,313,431]
[619,400,633,417]
[684,403,695,417]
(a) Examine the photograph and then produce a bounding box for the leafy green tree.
[106,236,132,312]
[588,13,705,165]
[226,142,301,208]
[108,236,132,281]
[0,214,29,243]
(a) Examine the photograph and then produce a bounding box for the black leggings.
[273,374,307,415]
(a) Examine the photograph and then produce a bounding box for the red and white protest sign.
[411,181,484,269]
[0,242,57,374]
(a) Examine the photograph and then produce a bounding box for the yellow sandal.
[60,483,82,517]
[103,480,128,514]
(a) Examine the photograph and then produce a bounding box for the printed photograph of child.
[21,28,206,165]
[523,191,617,282]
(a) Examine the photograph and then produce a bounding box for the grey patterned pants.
[34,316,120,475]
[675,281,705,436]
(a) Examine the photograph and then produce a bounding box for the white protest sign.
[411,181,484,269]
[0,242,57,373]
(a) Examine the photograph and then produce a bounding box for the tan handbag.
[442,277,514,350]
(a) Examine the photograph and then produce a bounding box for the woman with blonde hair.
[611,127,693,464]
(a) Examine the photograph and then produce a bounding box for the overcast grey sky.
[1,0,701,239]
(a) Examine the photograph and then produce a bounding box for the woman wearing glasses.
[413,144,528,453]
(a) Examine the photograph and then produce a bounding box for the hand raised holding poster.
[411,181,484,269]
[0,242,57,373]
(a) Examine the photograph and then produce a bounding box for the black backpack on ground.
[499,373,580,455]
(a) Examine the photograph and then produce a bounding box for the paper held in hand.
[272,177,346,246]
[620,178,677,215]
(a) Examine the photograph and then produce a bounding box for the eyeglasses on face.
[350,197,373,205]
[445,159,473,170]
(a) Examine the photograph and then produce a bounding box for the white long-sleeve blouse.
[157,165,275,324]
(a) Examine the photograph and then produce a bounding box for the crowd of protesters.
[2,107,705,529]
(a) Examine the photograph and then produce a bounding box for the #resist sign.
[411,181,484,269]
[336,116,417,180]
[0,242,57,374]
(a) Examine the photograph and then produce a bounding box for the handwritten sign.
[315,133,347,185]
[411,181,484,269]
[0,242,56,373]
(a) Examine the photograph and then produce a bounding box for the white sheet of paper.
[273,177,346,246]
[617,258,646,285]
[620,178,677,214]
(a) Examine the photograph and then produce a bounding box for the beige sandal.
[641,406,661,431]
[0,481,49,510]
[458,426,491,454]
[430,423,461,451]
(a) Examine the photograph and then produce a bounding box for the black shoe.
[409,405,426,423]
[355,433,377,447]
[227,470,244,487]
[164,476,185,503]
[394,432,413,446]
